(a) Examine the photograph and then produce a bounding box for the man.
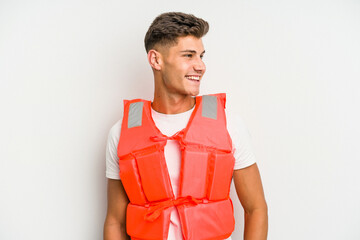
[104,12,268,240]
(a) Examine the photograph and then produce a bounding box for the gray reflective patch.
[128,102,144,128]
[202,95,217,120]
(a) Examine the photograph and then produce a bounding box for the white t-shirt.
[105,106,256,240]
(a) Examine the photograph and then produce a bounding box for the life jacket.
[117,93,235,240]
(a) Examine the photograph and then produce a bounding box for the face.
[157,35,206,97]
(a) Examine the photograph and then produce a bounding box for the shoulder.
[107,100,125,146]
[223,97,257,168]
[224,102,250,139]
[105,119,122,180]
[107,119,122,145]
[107,100,126,143]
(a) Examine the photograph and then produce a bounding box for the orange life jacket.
[117,93,235,240]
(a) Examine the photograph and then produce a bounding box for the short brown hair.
[144,12,209,53]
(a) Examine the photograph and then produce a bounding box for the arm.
[233,163,268,240]
[103,179,130,240]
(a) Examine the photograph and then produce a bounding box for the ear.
[147,50,162,71]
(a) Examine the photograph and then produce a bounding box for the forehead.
[159,35,205,56]
[171,35,204,52]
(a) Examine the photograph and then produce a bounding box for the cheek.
[173,64,187,78]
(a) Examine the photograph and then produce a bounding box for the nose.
[194,57,206,73]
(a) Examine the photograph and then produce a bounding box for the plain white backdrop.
[1,0,360,239]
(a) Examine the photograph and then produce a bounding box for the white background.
[1,0,360,239]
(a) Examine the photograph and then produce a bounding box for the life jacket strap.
[144,196,204,222]
[149,130,184,142]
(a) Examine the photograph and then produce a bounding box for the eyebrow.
[180,50,206,54]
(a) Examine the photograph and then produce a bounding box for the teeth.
[186,76,200,81]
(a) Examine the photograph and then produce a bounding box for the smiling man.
[104,12,268,240]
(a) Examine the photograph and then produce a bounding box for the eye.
[184,54,193,58]
[200,55,204,59]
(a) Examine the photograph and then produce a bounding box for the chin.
[181,86,200,97]
[188,91,200,97]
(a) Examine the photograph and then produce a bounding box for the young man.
[104,12,268,240]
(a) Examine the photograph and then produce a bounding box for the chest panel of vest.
[117,93,235,240]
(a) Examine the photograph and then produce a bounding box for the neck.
[152,92,195,114]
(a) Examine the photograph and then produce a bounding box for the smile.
[186,75,200,81]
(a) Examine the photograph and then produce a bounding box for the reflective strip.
[202,95,217,120]
[128,102,144,128]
